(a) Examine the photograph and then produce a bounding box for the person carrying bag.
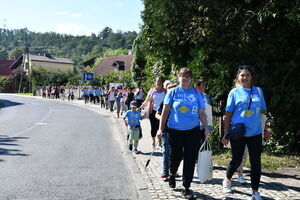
[197,138,213,183]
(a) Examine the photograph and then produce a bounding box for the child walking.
[122,101,143,154]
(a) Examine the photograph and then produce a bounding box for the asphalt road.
[0,94,139,200]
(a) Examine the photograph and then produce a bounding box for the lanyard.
[247,87,253,110]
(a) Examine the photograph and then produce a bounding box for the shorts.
[128,128,140,141]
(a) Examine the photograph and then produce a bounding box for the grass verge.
[213,149,300,170]
[15,93,33,96]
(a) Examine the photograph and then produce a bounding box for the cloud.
[53,11,69,16]
[54,23,87,35]
[71,13,82,18]
[114,2,124,7]
[53,11,83,18]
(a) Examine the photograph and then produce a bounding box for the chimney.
[45,53,52,58]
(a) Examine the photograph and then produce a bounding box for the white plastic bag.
[257,87,267,132]
[141,105,150,119]
[197,138,213,183]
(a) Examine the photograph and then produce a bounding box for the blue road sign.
[83,73,94,81]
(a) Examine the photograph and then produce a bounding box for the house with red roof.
[93,55,133,75]
[0,59,15,79]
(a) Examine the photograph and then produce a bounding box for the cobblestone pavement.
[15,96,300,200]
[99,102,299,200]
[125,119,299,200]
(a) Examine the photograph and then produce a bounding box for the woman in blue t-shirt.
[158,68,209,199]
[221,65,270,200]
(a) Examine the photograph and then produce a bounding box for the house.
[93,55,133,75]
[0,59,15,79]
[9,53,74,73]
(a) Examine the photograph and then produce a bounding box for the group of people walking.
[128,67,269,200]
[41,86,75,101]
[41,65,269,199]
[81,85,145,119]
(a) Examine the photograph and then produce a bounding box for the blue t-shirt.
[226,86,267,137]
[89,89,95,96]
[83,89,89,95]
[122,110,142,127]
[95,89,101,96]
[115,96,121,104]
[164,86,205,131]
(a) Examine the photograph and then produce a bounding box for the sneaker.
[169,175,176,188]
[223,179,232,193]
[251,192,262,200]
[175,173,181,177]
[152,141,156,148]
[160,175,169,178]
[128,144,133,151]
[133,149,140,154]
[182,188,195,199]
[238,176,246,184]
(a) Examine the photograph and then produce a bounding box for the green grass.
[15,93,33,96]
[212,149,300,170]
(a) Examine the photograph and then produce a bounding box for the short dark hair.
[194,80,205,88]
[178,68,192,78]
[235,65,255,86]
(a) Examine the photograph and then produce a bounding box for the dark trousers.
[149,110,159,137]
[96,96,100,103]
[226,134,262,190]
[168,127,202,188]
[136,99,143,108]
[109,100,115,112]
[84,95,89,104]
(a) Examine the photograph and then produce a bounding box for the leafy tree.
[134,0,300,154]
[99,27,113,39]
[0,46,8,59]
[8,47,24,59]
[0,27,137,66]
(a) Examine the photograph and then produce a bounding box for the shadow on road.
[0,135,30,161]
[0,99,23,109]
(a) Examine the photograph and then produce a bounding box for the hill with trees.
[0,27,137,64]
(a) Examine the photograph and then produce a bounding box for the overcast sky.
[0,0,144,35]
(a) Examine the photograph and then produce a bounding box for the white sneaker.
[237,176,246,184]
[251,192,262,200]
[223,179,232,193]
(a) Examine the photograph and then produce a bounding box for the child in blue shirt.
[115,92,122,118]
[122,101,144,154]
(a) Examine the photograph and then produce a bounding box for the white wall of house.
[30,61,73,73]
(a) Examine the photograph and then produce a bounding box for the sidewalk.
[15,96,300,200]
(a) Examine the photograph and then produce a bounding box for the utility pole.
[18,46,29,93]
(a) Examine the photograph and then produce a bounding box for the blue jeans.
[162,132,170,176]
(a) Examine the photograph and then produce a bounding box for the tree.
[8,47,23,59]
[99,27,113,39]
[134,0,300,154]
[0,46,8,59]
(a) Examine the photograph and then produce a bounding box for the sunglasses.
[239,65,252,69]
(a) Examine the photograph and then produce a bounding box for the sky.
[0,0,144,35]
